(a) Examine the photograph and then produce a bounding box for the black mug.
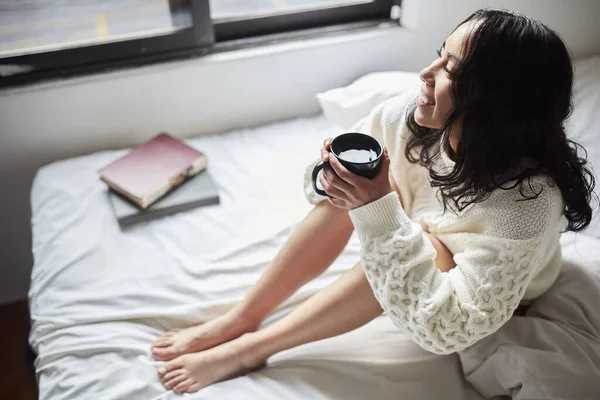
[311,132,383,197]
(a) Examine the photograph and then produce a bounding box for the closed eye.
[436,49,452,75]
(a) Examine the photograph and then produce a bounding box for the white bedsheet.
[29,116,485,400]
[30,114,600,400]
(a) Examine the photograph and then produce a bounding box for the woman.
[151,8,595,393]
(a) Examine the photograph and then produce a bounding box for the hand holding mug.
[312,133,393,210]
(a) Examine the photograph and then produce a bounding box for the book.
[108,170,220,228]
[98,132,208,209]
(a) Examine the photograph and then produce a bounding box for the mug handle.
[311,161,329,197]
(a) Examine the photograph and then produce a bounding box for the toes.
[152,348,168,360]
[173,378,194,393]
[162,331,177,339]
[186,383,201,393]
[152,348,178,361]
[161,329,180,339]
[154,333,172,342]
[160,370,180,383]
[156,360,181,377]
[153,329,180,344]
[165,374,187,390]
[165,361,182,372]
[152,339,173,348]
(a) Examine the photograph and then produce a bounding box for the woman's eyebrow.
[441,42,463,63]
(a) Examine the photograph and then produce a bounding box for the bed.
[29,56,600,400]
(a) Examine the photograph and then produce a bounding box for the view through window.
[0,0,190,57]
[0,0,374,56]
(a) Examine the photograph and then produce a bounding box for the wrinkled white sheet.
[29,116,485,400]
[29,114,600,400]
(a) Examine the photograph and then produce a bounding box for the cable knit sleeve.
[348,191,554,355]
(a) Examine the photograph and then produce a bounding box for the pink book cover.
[98,133,208,208]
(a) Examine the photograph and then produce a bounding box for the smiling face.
[415,22,476,150]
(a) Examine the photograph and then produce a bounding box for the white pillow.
[316,71,421,130]
[317,57,600,237]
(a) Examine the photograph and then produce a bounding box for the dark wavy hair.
[405,8,596,232]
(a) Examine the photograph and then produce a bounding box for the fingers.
[319,167,347,199]
[321,166,354,193]
[328,154,367,187]
[321,137,333,161]
[374,147,391,184]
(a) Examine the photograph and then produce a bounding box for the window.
[0,1,212,84]
[0,0,397,87]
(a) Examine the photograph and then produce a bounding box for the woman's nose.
[419,64,435,86]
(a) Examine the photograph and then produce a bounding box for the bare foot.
[152,311,257,361]
[156,336,265,393]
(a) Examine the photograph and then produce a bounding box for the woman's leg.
[156,237,456,393]
[157,263,382,393]
[152,200,355,360]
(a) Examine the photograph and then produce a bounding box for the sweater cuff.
[348,192,413,241]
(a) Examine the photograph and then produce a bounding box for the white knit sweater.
[305,92,565,354]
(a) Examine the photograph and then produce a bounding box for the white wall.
[1,0,599,304]
[400,0,600,71]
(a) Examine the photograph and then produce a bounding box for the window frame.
[0,0,397,88]
[214,0,394,42]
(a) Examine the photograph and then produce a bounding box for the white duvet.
[30,115,600,400]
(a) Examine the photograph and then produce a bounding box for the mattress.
[29,115,490,400]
